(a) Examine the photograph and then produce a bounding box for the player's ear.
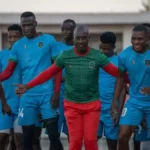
[88,35,90,41]
[35,21,37,27]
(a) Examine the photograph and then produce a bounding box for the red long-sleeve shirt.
[27,63,122,88]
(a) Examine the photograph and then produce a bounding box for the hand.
[110,103,119,125]
[14,84,29,94]
[51,92,60,109]
[140,87,150,95]
[2,103,12,116]
[16,89,22,97]
[125,84,129,95]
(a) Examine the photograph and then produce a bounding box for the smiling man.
[111,24,150,150]
[14,25,121,150]
[0,12,63,150]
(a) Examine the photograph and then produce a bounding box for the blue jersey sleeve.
[46,35,58,60]
[51,42,61,60]
[9,42,18,63]
[118,51,127,72]
[0,51,2,72]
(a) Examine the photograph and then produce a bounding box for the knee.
[118,132,130,143]
[14,133,23,145]
[84,134,97,145]
[69,138,83,149]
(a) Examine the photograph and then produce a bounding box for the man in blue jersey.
[0,24,23,150]
[97,32,126,150]
[111,25,150,150]
[0,12,63,150]
[51,19,76,138]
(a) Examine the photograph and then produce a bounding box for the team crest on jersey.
[132,60,135,64]
[145,60,150,66]
[89,61,95,69]
[38,42,43,48]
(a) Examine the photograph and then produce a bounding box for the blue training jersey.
[52,41,74,96]
[9,34,57,95]
[119,46,150,102]
[0,48,21,114]
[99,55,118,108]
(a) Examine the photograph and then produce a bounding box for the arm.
[0,82,12,115]
[0,61,16,81]
[99,52,129,81]
[27,64,62,89]
[118,87,126,114]
[112,71,126,106]
[0,82,6,105]
[102,63,129,82]
[52,59,62,93]
[112,86,126,125]
[54,71,62,92]
[102,63,118,77]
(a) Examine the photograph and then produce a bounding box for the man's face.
[146,27,150,48]
[131,31,148,52]
[74,30,89,53]
[7,30,22,46]
[99,43,114,57]
[61,22,74,41]
[21,16,37,38]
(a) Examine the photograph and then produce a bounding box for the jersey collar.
[74,46,90,56]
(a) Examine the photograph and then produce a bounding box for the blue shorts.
[0,112,19,130]
[98,108,118,140]
[120,98,150,129]
[18,94,57,126]
[135,126,150,141]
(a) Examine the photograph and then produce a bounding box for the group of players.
[0,11,150,150]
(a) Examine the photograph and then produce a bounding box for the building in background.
[0,12,150,52]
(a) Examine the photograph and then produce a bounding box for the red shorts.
[64,100,101,150]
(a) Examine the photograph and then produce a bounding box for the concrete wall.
[0,24,134,52]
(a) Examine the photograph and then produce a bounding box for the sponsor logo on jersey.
[145,60,150,66]
[132,60,135,64]
[89,61,95,69]
[38,42,43,48]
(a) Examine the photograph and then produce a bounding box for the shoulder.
[0,48,8,56]
[62,48,74,54]
[109,55,118,66]
[119,46,132,56]
[89,47,103,56]
[41,33,56,41]
[13,37,25,48]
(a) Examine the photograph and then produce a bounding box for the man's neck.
[26,32,40,39]
[63,39,74,46]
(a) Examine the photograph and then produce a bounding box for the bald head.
[74,25,89,38]
[73,24,90,53]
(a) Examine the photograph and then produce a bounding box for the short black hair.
[8,24,22,34]
[100,32,116,46]
[21,11,36,19]
[63,19,76,28]
[142,23,150,28]
[132,25,148,33]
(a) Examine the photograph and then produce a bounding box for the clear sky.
[0,0,144,13]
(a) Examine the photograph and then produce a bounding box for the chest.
[126,52,150,74]
[18,39,51,63]
[65,56,99,75]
